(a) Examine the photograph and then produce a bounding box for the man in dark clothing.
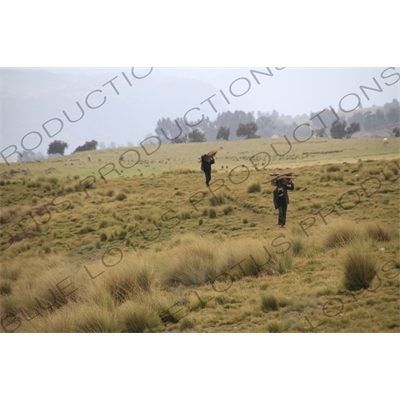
[273,179,294,227]
[201,154,215,186]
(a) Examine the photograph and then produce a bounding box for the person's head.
[276,179,283,187]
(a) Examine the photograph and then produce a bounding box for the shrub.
[247,182,261,193]
[342,242,377,291]
[243,218,248,224]
[198,218,203,226]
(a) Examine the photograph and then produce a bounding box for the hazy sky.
[1,67,399,160]
[41,67,399,115]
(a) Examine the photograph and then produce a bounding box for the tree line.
[17,99,400,162]
[46,140,98,156]
[311,99,400,135]
[154,99,400,143]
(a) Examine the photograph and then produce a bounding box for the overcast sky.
[40,67,399,115]
[1,67,399,160]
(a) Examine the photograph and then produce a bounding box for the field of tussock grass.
[0,138,399,332]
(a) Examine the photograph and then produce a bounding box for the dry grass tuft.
[364,222,391,242]
[114,192,127,201]
[75,304,120,333]
[103,260,153,304]
[326,165,340,172]
[261,294,279,312]
[118,299,162,333]
[247,182,261,193]
[342,241,377,291]
[0,279,12,295]
[289,234,306,255]
[159,238,220,286]
[323,220,361,248]
[209,192,226,206]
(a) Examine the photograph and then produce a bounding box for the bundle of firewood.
[206,150,218,158]
[269,172,296,185]
[198,150,218,162]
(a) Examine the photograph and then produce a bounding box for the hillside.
[0,138,399,332]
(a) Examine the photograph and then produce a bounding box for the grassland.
[0,137,399,333]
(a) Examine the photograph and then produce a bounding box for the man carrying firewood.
[273,178,294,228]
[200,150,217,187]
[201,153,215,186]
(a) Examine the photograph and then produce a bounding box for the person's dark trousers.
[278,204,287,226]
[204,169,211,186]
